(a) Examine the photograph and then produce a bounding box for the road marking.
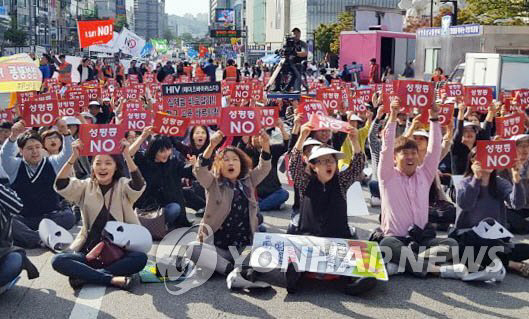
[69,286,106,319]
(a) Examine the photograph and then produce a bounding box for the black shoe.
[343,277,377,296]
[284,263,301,294]
[68,277,86,290]
[195,209,205,218]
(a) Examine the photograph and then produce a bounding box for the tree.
[4,28,27,46]
[314,23,335,54]
[458,0,529,25]
[114,15,128,32]
[330,11,354,54]
[180,32,194,44]
[163,29,174,42]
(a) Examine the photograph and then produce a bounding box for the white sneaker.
[462,259,506,283]
[226,268,270,290]
[440,264,468,280]
[370,197,381,207]
[386,262,402,276]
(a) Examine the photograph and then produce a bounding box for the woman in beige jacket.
[51,139,147,290]
[187,130,271,289]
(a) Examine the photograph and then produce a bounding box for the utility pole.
[440,0,459,26]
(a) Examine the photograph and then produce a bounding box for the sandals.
[113,276,133,291]
[517,262,529,277]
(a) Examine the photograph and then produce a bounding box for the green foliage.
[314,11,354,54]
[114,15,128,32]
[458,0,529,25]
[330,11,354,54]
[314,23,335,54]
[4,28,27,46]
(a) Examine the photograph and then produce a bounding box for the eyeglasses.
[315,158,336,165]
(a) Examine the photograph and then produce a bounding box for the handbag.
[136,205,167,240]
[86,185,126,269]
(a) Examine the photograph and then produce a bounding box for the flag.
[115,28,146,57]
[77,20,114,48]
[89,32,119,53]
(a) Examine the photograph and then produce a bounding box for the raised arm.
[48,119,73,173]
[420,105,443,181]
[339,128,365,190]
[130,126,153,157]
[378,100,399,181]
[193,131,223,189]
[249,131,272,186]
[0,121,26,183]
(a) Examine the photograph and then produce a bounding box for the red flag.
[77,20,114,48]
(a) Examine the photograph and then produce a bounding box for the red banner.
[495,113,525,138]
[122,110,153,131]
[395,80,434,110]
[78,124,124,156]
[310,114,352,133]
[219,107,262,136]
[317,88,343,112]
[464,86,494,114]
[23,100,59,127]
[261,107,279,128]
[515,89,529,107]
[439,103,454,126]
[442,83,463,98]
[77,20,114,48]
[298,100,328,123]
[349,88,371,113]
[58,99,81,117]
[476,140,517,170]
[153,112,190,136]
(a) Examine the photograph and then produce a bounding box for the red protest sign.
[128,74,139,83]
[84,87,101,100]
[0,109,14,123]
[261,108,279,128]
[298,100,328,123]
[515,89,529,108]
[122,99,144,112]
[330,79,342,88]
[123,110,152,131]
[23,100,59,127]
[317,88,343,112]
[16,91,37,105]
[58,99,81,117]
[77,19,114,48]
[251,83,264,101]
[78,124,124,156]
[395,80,434,110]
[442,83,463,98]
[162,82,222,125]
[230,83,252,104]
[464,86,494,114]
[143,73,155,83]
[349,88,371,113]
[495,113,525,138]
[30,92,57,102]
[381,93,402,113]
[118,88,141,100]
[476,140,517,170]
[310,114,352,133]
[438,103,454,126]
[219,107,262,136]
[153,112,190,136]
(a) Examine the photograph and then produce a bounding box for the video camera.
[276,35,298,58]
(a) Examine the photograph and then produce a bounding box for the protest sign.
[464,86,494,114]
[0,54,42,92]
[438,103,454,126]
[58,99,81,117]
[77,20,114,48]
[78,124,124,156]
[219,107,262,136]
[123,110,153,131]
[349,88,371,113]
[395,80,434,111]
[317,88,343,112]
[476,140,517,170]
[442,83,463,98]
[298,100,328,123]
[310,113,351,133]
[261,107,279,128]
[495,113,525,138]
[514,89,529,108]
[153,112,190,136]
[23,100,58,127]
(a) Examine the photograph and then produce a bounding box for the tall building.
[134,0,165,39]
[95,0,117,18]
[265,0,290,49]
[246,0,266,44]
[209,0,232,25]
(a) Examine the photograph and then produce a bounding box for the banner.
[298,99,328,124]
[89,32,119,53]
[250,233,388,281]
[151,38,169,54]
[261,108,279,128]
[153,112,190,136]
[439,103,454,126]
[219,107,262,136]
[0,54,42,93]
[495,113,525,138]
[317,88,343,112]
[442,83,463,98]
[79,124,125,156]
[476,140,516,170]
[162,82,222,125]
[115,28,146,57]
[23,100,58,127]
[464,86,493,114]
[122,110,153,131]
[310,114,351,133]
[77,19,114,48]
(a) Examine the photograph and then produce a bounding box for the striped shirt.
[0,183,23,215]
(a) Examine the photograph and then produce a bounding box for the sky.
[166,0,209,16]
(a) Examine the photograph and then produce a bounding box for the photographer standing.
[278,28,307,93]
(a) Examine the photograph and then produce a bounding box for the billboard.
[215,8,235,27]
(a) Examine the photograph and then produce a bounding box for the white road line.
[69,286,106,319]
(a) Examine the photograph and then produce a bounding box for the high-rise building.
[209,0,232,25]
[134,0,165,39]
[246,0,266,44]
[265,0,290,50]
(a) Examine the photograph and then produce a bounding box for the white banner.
[89,32,119,54]
[115,28,146,57]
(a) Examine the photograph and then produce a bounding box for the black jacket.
[77,65,96,83]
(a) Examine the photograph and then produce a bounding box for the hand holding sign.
[78,124,124,156]
[476,140,517,170]
[210,130,224,147]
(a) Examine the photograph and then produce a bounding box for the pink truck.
[339,30,416,83]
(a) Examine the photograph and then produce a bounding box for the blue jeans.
[52,251,147,286]
[368,180,380,198]
[0,252,23,287]
[164,202,182,226]
[259,188,289,211]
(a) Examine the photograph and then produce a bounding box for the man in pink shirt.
[377,99,466,278]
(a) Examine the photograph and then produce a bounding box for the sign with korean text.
[78,124,124,156]
[23,100,59,127]
[122,99,143,112]
[230,83,252,104]
[219,107,262,136]
[310,114,352,133]
[514,89,529,108]
[439,103,454,126]
[261,107,279,128]
[464,86,494,113]
[77,20,114,48]
[349,88,371,113]
[153,112,190,136]
[123,110,152,131]
[58,99,81,117]
[442,83,463,98]
[317,88,343,112]
[395,80,434,110]
[476,140,517,170]
[495,113,525,139]
[298,100,328,124]
[0,54,42,93]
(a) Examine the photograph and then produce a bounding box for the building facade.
[134,0,165,39]
[246,0,266,44]
[265,0,290,49]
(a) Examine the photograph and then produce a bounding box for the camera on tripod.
[276,35,298,58]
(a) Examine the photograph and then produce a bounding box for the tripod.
[265,56,308,93]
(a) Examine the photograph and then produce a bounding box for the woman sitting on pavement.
[188,130,272,289]
[51,140,147,290]
[453,148,529,281]
[286,121,377,296]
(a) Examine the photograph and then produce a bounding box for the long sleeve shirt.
[338,122,371,170]
[368,119,383,181]
[0,183,23,215]
[0,135,73,184]
[456,176,526,229]
[379,121,442,237]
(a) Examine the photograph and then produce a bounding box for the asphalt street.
[1,184,529,319]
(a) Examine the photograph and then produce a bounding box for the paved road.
[1,185,529,319]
